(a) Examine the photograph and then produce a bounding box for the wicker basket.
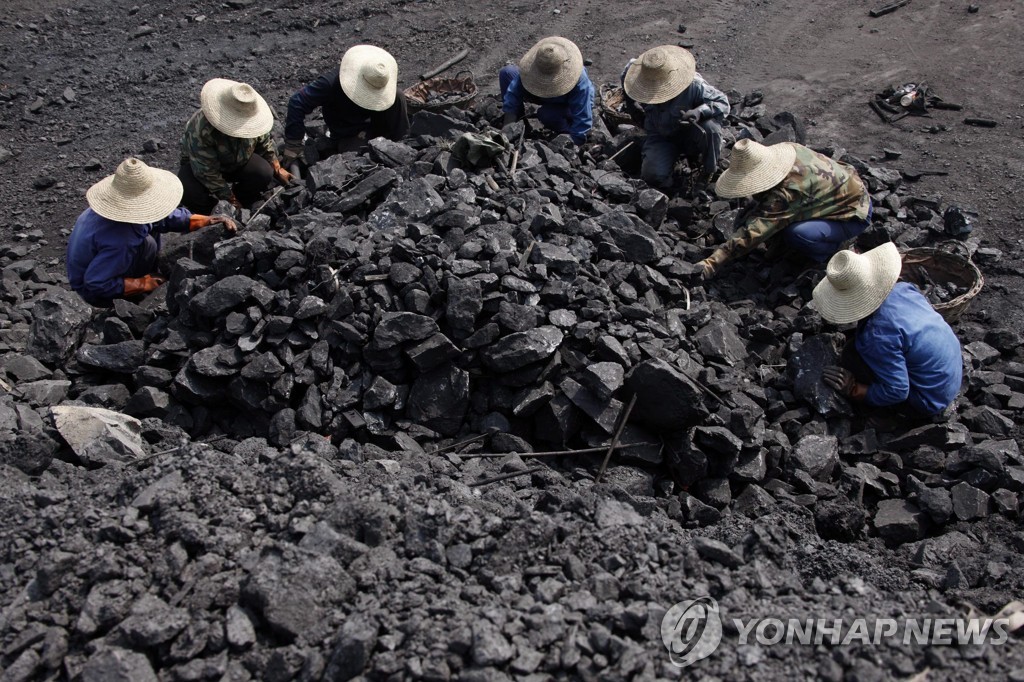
[403,70,477,113]
[900,247,984,322]
[599,83,634,126]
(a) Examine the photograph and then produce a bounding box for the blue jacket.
[619,62,730,137]
[66,207,191,305]
[285,70,409,144]
[856,282,963,415]
[502,68,594,145]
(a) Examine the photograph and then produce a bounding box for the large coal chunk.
[874,500,926,545]
[76,341,145,374]
[27,288,94,365]
[788,334,853,417]
[596,211,667,264]
[787,434,840,482]
[241,550,355,643]
[371,312,440,351]
[446,278,483,333]
[190,275,271,318]
[326,168,399,213]
[406,365,470,437]
[482,326,563,373]
[694,320,748,366]
[626,359,709,430]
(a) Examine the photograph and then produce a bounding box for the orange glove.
[271,159,293,185]
[123,275,165,297]
[189,214,238,233]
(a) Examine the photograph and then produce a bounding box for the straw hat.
[85,158,183,224]
[812,242,903,325]
[518,37,584,98]
[339,45,399,112]
[714,139,798,198]
[200,78,274,138]
[622,45,696,105]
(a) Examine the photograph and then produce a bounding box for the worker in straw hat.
[811,242,963,420]
[621,45,730,190]
[178,78,292,214]
[698,139,872,279]
[283,45,409,163]
[67,158,237,307]
[500,36,594,145]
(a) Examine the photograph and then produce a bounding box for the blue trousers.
[782,214,870,263]
[499,65,573,135]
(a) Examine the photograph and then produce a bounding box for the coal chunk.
[482,326,563,372]
[874,500,926,545]
[787,434,839,482]
[950,482,990,521]
[190,275,269,318]
[27,288,94,365]
[626,359,709,430]
[787,334,852,417]
[371,312,440,350]
[406,365,470,436]
[76,341,145,374]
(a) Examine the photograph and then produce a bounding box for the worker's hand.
[698,258,717,280]
[228,194,243,210]
[680,108,701,125]
[208,214,238,233]
[123,275,165,297]
[282,139,303,163]
[822,366,869,400]
[271,159,293,185]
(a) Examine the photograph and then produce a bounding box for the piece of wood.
[607,140,635,163]
[930,101,963,111]
[420,48,469,81]
[869,0,910,18]
[596,394,637,484]
[964,118,997,128]
[469,466,544,487]
[869,100,892,124]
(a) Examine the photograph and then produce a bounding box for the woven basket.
[599,83,634,125]
[403,70,477,113]
[900,247,983,322]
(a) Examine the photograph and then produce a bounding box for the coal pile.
[1,95,1024,678]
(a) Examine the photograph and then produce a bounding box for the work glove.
[282,139,303,163]
[822,366,869,401]
[189,214,238,233]
[680,108,701,125]
[698,258,717,280]
[123,275,165,297]
[271,159,294,185]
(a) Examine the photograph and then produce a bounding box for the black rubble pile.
[0,96,1023,678]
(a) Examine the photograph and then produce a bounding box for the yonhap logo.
[661,596,723,667]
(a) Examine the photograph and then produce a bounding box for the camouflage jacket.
[708,143,871,266]
[180,110,277,200]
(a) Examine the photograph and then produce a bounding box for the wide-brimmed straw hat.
[339,45,399,112]
[85,158,183,224]
[622,45,696,105]
[518,37,584,98]
[714,139,798,198]
[200,78,274,138]
[812,242,902,324]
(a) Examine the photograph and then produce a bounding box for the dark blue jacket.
[285,70,409,144]
[856,282,963,415]
[66,207,191,305]
[502,68,594,145]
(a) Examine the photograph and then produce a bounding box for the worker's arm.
[566,73,594,145]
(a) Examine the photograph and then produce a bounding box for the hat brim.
[339,45,399,112]
[519,36,584,98]
[812,243,903,324]
[715,142,798,198]
[200,78,274,138]
[86,167,183,224]
[622,46,696,105]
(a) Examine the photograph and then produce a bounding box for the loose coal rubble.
[1,95,1023,678]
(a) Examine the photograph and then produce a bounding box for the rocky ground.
[2,0,1024,680]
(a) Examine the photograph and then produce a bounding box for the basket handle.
[454,69,475,82]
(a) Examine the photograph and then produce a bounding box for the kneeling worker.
[283,45,409,162]
[500,36,594,145]
[67,158,236,307]
[700,139,872,279]
[812,242,963,420]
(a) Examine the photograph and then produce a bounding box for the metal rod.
[596,394,637,483]
[425,431,492,457]
[248,185,286,225]
[469,466,545,487]
[420,48,469,81]
[607,141,635,163]
[457,441,657,459]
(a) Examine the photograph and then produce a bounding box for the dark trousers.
[126,236,160,278]
[178,155,274,214]
[641,117,725,189]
